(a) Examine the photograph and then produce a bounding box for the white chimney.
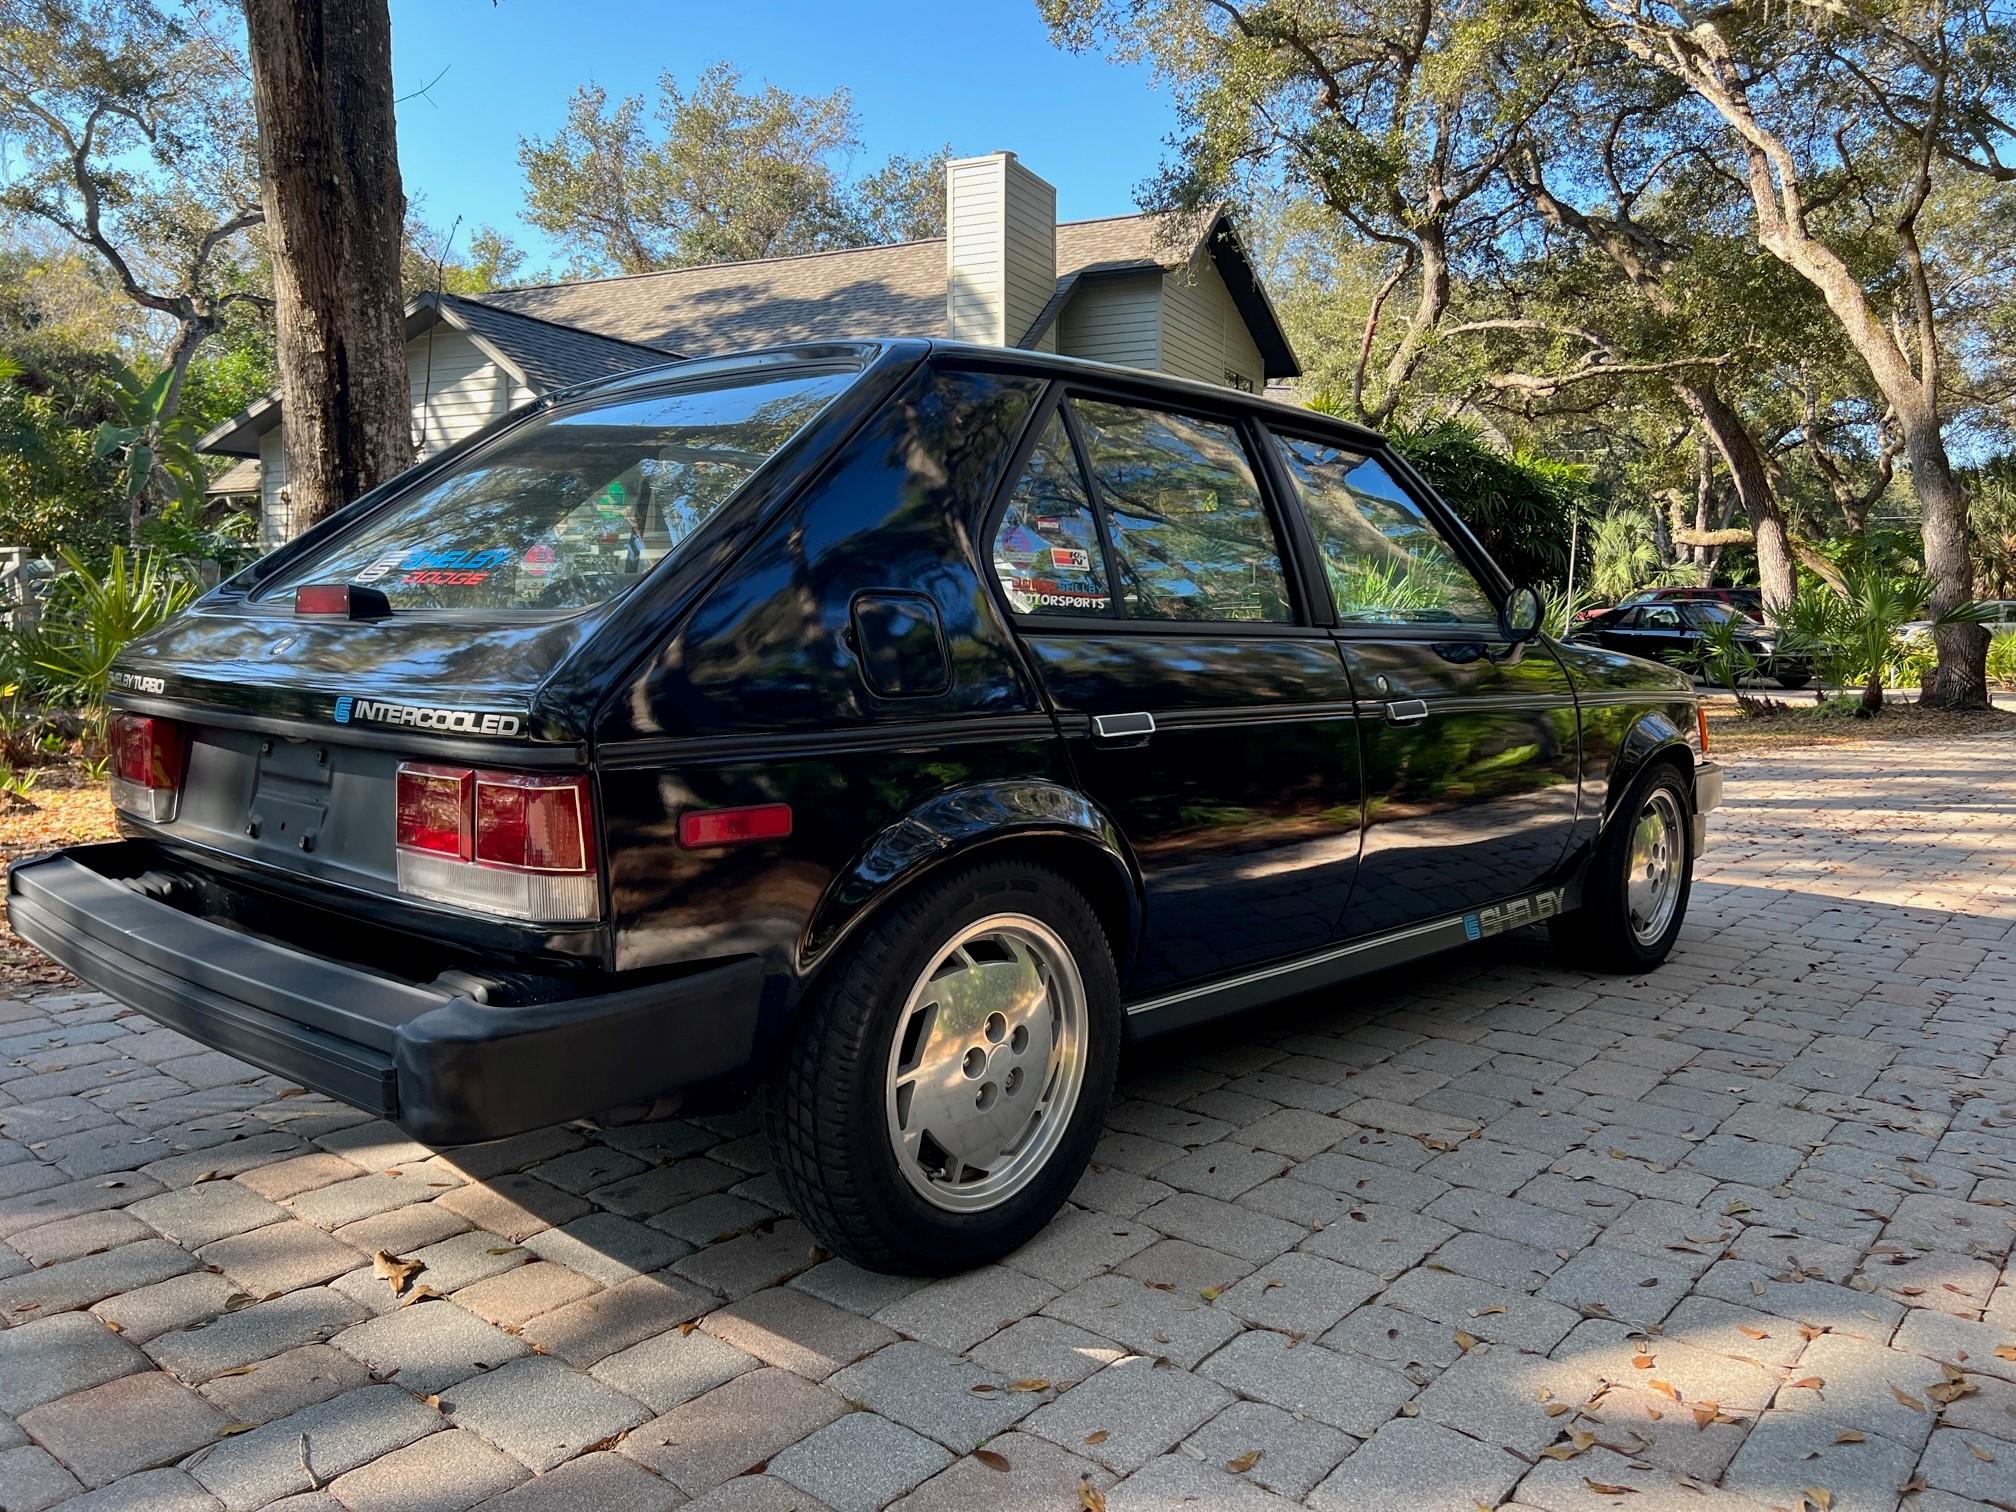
[945,152,1057,348]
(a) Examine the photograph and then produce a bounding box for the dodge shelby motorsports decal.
[1463,887,1566,941]
[333,695,524,737]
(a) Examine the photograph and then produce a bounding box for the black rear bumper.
[7,844,763,1144]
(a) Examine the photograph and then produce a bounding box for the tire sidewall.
[831,862,1120,1271]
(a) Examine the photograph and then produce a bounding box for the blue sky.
[388,0,1180,271]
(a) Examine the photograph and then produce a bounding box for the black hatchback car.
[1574,599,1811,689]
[10,341,1720,1273]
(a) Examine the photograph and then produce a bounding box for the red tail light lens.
[108,713,186,821]
[475,774,593,873]
[395,765,473,860]
[394,763,598,922]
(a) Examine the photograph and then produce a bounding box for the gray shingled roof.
[431,294,679,390]
[477,211,1208,357]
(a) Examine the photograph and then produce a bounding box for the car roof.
[533,337,1392,456]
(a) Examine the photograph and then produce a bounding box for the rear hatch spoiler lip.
[105,691,590,769]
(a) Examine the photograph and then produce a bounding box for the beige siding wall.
[1057,272,1162,372]
[258,328,526,545]
[1159,254,1265,392]
[409,328,523,452]
[945,153,1056,347]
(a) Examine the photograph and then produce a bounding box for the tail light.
[108,713,187,822]
[394,763,599,923]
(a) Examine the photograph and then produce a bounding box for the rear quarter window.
[256,369,854,613]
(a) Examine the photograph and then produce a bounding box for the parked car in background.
[1574,599,1811,688]
[1620,585,1765,615]
[1902,599,2016,643]
[10,340,1721,1275]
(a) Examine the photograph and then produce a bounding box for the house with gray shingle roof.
[200,152,1299,545]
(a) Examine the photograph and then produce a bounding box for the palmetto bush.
[1779,564,1987,712]
[1988,631,2016,689]
[24,546,199,706]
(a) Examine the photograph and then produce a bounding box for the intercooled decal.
[1465,886,1566,940]
[333,695,524,737]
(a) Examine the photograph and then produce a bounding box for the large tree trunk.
[1908,421,1990,707]
[244,0,412,535]
[1681,383,1796,617]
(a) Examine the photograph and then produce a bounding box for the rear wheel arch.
[795,784,1143,995]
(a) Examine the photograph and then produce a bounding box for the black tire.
[1774,667,1811,690]
[1550,761,1695,973]
[760,857,1121,1275]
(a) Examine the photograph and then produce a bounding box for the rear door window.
[1067,399,1293,623]
[256,369,855,613]
[991,414,1112,617]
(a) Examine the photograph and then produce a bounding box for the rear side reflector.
[108,712,187,822]
[395,763,598,923]
[1696,704,1711,756]
[679,803,792,848]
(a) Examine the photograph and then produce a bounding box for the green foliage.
[1988,631,2016,688]
[1589,507,1660,605]
[517,64,950,275]
[1778,564,1990,711]
[1381,420,1596,588]
[1689,612,1758,698]
[22,546,199,704]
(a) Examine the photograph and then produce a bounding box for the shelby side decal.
[333,695,524,737]
[1463,886,1566,941]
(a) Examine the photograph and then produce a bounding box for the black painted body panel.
[51,339,1712,1133]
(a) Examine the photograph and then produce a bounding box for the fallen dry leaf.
[1227,1449,1263,1474]
[1455,1331,1478,1353]
[1968,1441,1997,1463]
[1834,1430,1865,1444]
[1804,1488,1834,1511]
[1084,1430,1109,1446]
[1649,1380,1680,1401]
[1892,1385,1927,1412]
[974,1449,1010,1473]
[1078,1480,1107,1512]
[1788,1377,1825,1391]
[216,1423,257,1437]
[1009,1379,1051,1393]
[398,1283,443,1309]
[1583,1477,1638,1494]
[372,1249,425,1298]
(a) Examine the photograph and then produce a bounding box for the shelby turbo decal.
[1463,886,1566,941]
[333,695,524,737]
[107,670,167,695]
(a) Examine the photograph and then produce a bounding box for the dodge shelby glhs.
[10,341,1720,1274]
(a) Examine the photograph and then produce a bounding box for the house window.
[1222,370,1255,393]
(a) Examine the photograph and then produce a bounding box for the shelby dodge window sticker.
[997,513,1109,612]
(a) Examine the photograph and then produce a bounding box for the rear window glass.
[255,369,854,612]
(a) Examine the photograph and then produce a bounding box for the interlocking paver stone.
[1183,1399,1356,1499]
[197,1342,372,1425]
[0,1311,147,1414]
[330,1296,527,1392]
[768,1411,952,1512]
[323,1427,527,1512]
[17,1369,227,1487]
[701,1284,897,1380]
[1198,1330,1416,1436]
[145,1285,367,1382]
[1022,1354,1232,1473]
[620,1365,845,1494]
[826,1339,1034,1448]
[439,1355,650,1472]
[8,735,2016,1508]
[1308,1417,1526,1512]
[189,1384,441,1510]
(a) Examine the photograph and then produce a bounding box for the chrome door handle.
[1092,711,1156,744]
[1384,699,1430,726]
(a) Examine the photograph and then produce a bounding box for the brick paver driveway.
[2,733,2013,1512]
